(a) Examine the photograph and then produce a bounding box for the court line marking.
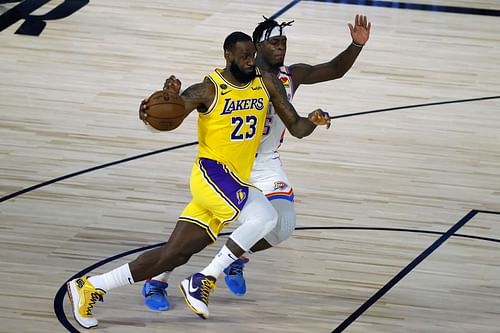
[305,0,500,17]
[54,211,500,332]
[3,96,499,203]
[3,1,498,331]
[332,210,478,331]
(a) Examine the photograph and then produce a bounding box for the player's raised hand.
[163,75,182,94]
[348,14,371,46]
[308,109,331,129]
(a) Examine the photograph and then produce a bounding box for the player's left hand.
[308,109,331,129]
[139,98,149,123]
[163,75,182,94]
[348,14,371,46]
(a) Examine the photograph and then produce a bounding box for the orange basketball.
[144,90,186,131]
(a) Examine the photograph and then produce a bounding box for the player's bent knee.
[230,189,278,251]
[264,215,279,239]
[264,199,296,246]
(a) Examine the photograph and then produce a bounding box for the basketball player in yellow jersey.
[66,31,330,329]
[194,66,269,182]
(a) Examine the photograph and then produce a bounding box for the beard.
[229,61,256,84]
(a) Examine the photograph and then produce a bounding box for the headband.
[259,25,287,42]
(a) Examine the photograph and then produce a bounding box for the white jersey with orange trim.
[250,154,294,201]
[255,65,294,157]
[250,65,295,200]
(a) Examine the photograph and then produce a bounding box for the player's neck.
[256,57,280,75]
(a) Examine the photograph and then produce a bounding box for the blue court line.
[329,95,500,120]
[54,233,231,332]
[54,217,500,332]
[269,0,301,20]
[3,0,498,330]
[475,209,500,215]
[295,226,500,244]
[332,209,479,332]
[0,141,198,203]
[306,0,500,17]
[2,95,498,204]
[54,242,164,333]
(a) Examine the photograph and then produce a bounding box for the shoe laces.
[200,278,216,305]
[228,260,244,276]
[86,290,104,316]
[145,284,166,297]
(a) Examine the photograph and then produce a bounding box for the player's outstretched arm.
[263,72,330,139]
[290,14,371,87]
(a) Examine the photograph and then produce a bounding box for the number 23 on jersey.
[231,115,258,141]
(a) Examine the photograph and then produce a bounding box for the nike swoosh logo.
[221,90,232,95]
[227,253,238,261]
[189,280,199,293]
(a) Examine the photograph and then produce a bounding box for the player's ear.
[255,42,262,52]
[224,49,232,62]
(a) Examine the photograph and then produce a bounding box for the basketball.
[144,90,186,131]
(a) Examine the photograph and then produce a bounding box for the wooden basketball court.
[1,1,499,332]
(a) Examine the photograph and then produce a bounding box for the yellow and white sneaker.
[179,273,217,319]
[67,276,106,329]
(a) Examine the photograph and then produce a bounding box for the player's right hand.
[308,109,331,129]
[163,75,181,94]
[348,14,371,46]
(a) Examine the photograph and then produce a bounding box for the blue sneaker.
[179,273,217,319]
[223,257,249,296]
[141,280,170,311]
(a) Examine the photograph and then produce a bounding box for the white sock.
[88,264,134,291]
[200,245,238,278]
[150,272,171,283]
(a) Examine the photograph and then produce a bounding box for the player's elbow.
[288,126,308,139]
[335,72,346,79]
[283,117,315,138]
[290,131,306,139]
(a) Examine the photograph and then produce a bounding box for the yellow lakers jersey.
[197,68,270,181]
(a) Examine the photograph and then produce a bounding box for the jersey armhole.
[201,75,219,115]
[283,65,295,98]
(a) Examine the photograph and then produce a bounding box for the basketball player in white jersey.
[141,15,371,310]
[222,14,371,295]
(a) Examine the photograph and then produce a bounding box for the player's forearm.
[326,42,363,78]
[287,117,317,139]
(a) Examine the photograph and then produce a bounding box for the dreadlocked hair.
[252,16,294,44]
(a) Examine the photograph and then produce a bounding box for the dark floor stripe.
[306,0,500,17]
[0,141,198,203]
[330,95,500,120]
[332,209,478,332]
[269,0,301,20]
[3,94,498,205]
[295,226,500,244]
[54,212,500,332]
